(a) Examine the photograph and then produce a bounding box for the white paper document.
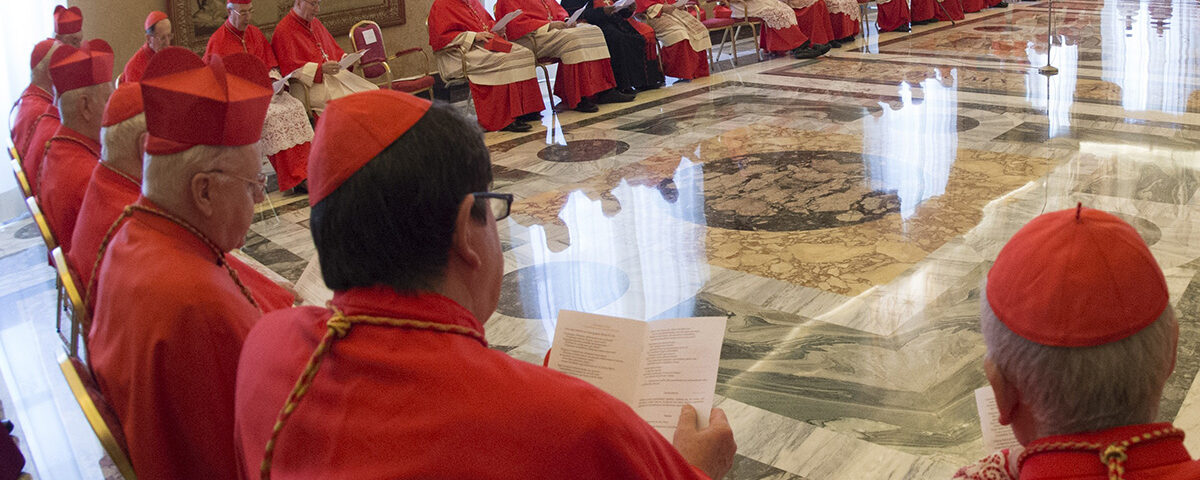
[547,310,727,439]
[492,9,523,33]
[612,0,636,9]
[975,386,1021,452]
[673,0,689,8]
[566,7,586,26]
[339,49,369,69]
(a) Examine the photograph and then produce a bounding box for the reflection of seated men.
[234,89,737,479]
[495,0,633,112]
[428,0,545,133]
[955,206,1200,480]
[271,0,376,114]
[205,0,314,193]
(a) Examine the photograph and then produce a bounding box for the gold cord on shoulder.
[1016,427,1185,480]
[259,308,486,479]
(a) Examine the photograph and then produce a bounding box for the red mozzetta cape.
[67,165,295,313]
[271,11,344,80]
[203,21,279,69]
[22,105,61,191]
[1018,423,1200,479]
[11,85,53,158]
[494,0,568,39]
[88,198,263,479]
[36,124,99,252]
[121,44,154,84]
[235,288,710,479]
[428,0,496,51]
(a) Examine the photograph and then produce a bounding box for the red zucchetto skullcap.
[102,82,143,127]
[986,204,1168,347]
[308,90,432,205]
[30,39,57,70]
[141,47,272,155]
[145,11,169,31]
[229,0,252,4]
[54,6,83,35]
[49,39,114,95]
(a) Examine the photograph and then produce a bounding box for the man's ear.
[986,357,1020,426]
[191,172,216,217]
[450,194,482,269]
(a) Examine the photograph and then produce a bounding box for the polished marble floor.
[2,0,1200,477]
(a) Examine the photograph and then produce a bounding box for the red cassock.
[628,17,660,60]
[235,288,710,479]
[10,85,53,159]
[494,0,616,108]
[428,0,545,131]
[635,0,709,80]
[911,0,937,23]
[22,105,61,194]
[205,21,311,191]
[67,165,295,313]
[272,11,344,83]
[88,198,263,480]
[121,44,154,84]
[961,0,985,13]
[876,0,911,33]
[793,1,836,45]
[935,0,966,20]
[1016,423,1200,480]
[36,124,99,252]
[829,10,860,40]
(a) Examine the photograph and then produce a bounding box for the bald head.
[143,143,264,252]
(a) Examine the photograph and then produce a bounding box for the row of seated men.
[10,3,1200,480]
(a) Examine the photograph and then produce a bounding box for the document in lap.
[547,310,727,439]
[492,9,523,33]
[566,7,586,26]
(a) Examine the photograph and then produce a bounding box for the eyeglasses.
[206,169,267,200]
[231,7,255,15]
[472,192,513,221]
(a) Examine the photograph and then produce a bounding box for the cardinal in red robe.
[205,0,312,192]
[88,48,275,479]
[876,0,911,32]
[37,39,114,252]
[11,40,59,160]
[428,0,545,132]
[53,6,83,47]
[787,0,837,46]
[71,81,295,313]
[635,0,711,80]
[235,89,736,480]
[121,11,170,84]
[21,105,60,196]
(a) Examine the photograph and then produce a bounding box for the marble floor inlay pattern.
[0,0,1197,478]
[223,0,1200,477]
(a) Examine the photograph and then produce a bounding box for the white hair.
[100,113,146,165]
[57,83,108,120]
[981,289,1176,437]
[142,144,231,205]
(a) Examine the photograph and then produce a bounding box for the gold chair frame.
[349,20,436,98]
[58,354,136,479]
[50,247,87,359]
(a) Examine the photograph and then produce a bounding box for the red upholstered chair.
[693,0,758,67]
[349,20,435,99]
[489,6,556,106]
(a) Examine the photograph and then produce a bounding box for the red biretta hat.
[30,39,57,70]
[986,204,1168,348]
[145,11,169,31]
[54,6,83,35]
[102,82,144,127]
[308,90,431,205]
[141,47,272,155]
[49,39,114,95]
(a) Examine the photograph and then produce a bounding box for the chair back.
[350,21,390,81]
[50,247,88,359]
[24,197,56,251]
[58,354,135,479]
[9,153,31,200]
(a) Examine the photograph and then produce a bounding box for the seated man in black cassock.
[561,0,665,95]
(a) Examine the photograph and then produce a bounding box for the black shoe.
[619,87,637,95]
[288,180,308,195]
[594,89,636,104]
[815,43,832,55]
[894,24,912,32]
[573,99,599,113]
[500,121,533,132]
[517,112,541,122]
[839,35,856,44]
[828,40,842,48]
[790,46,823,59]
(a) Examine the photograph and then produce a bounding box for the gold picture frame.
[168,0,406,52]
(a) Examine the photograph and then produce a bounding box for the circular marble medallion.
[1109,212,1162,246]
[668,150,901,232]
[497,261,631,319]
[974,26,1021,32]
[537,139,630,163]
[958,116,981,132]
[15,223,39,240]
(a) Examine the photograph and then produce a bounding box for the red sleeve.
[634,0,665,13]
[495,0,552,39]
[429,0,492,50]
[271,16,316,77]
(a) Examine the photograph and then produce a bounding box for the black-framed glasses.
[472,192,513,221]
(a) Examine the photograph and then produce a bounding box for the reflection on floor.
[1,0,1199,477]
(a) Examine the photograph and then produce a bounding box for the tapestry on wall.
[169,0,406,52]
